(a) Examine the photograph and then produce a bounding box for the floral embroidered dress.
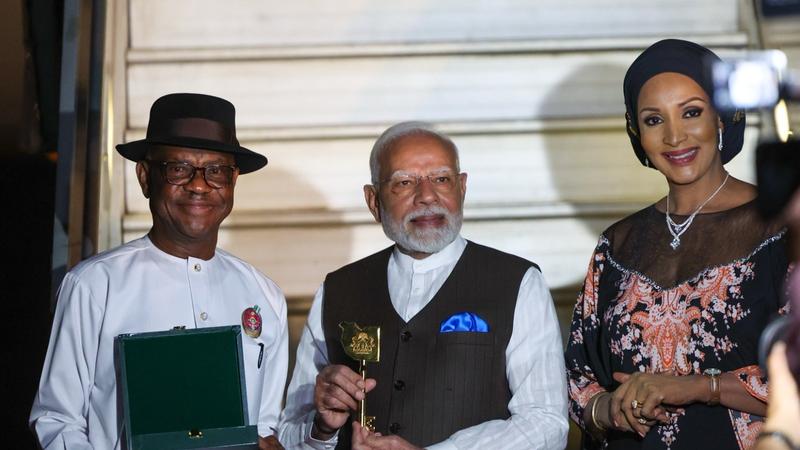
[566,200,789,450]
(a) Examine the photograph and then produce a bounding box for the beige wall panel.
[124,216,618,298]
[762,18,800,46]
[127,45,755,131]
[129,0,738,50]
[127,52,642,130]
[124,126,759,215]
[787,46,800,71]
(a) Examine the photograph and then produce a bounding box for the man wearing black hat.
[30,93,288,450]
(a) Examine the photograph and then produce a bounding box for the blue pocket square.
[440,312,489,333]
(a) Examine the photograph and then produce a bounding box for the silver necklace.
[665,173,730,250]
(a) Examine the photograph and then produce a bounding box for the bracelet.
[589,392,607,433]
[703,368,721,406]
[757,430,800,450]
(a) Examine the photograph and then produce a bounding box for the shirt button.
[200,312,208,321]
[389,422,401,434]
[400,331,412,342]
[393,379,405,391]
[193,263,201,272]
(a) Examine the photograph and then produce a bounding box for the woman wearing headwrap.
[565,39,790,450]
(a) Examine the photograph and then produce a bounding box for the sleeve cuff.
[732,365,769,402]
[304,420,339,450]
[424,440,458,450]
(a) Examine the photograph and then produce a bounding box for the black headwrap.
[623,39,746,168]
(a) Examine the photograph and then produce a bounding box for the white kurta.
[30,236,289,450]
[278,236,568,450]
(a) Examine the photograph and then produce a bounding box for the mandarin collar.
[391,235,467,273]
[143,234,219,266]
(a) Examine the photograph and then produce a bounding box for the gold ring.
[638,417,647,425]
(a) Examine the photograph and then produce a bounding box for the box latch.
[188,429,203,439]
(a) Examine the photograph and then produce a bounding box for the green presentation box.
[115,325,258,450]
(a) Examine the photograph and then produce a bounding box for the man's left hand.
[352,422,422,450]
[259,435,285,450]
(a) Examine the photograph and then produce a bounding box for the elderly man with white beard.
[277,122,568,450]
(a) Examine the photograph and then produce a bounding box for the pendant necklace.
[665,173,730,250]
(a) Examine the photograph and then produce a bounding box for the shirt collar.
[391,235,467,273]
[142,234,219,266]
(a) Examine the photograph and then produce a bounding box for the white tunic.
[30,236,289,450]
[278,236,568,450]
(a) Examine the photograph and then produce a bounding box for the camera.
[711,50,791,111]
[710,49,800,220]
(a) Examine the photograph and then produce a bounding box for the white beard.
[380,204,462,254]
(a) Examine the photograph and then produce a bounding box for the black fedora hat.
[116,93,267,174]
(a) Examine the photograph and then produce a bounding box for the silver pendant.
[670,236,681,250]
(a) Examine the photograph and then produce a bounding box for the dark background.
[2,1,63,448]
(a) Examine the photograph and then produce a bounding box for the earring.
[626,113,638,137]
[718,128,723,152]
[644,156,650,167]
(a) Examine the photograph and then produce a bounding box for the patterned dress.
[566,200,789,450]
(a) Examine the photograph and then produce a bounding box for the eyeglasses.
[379,171,460,196]
[149,161,238,189]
